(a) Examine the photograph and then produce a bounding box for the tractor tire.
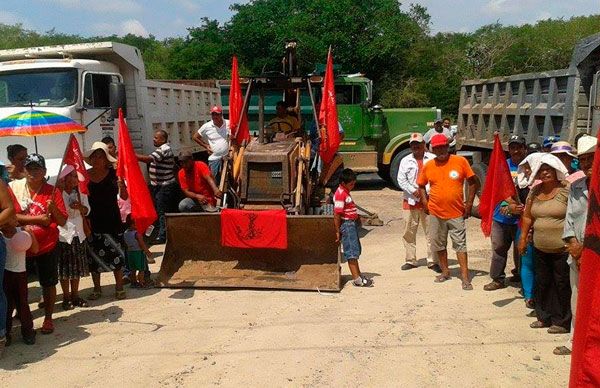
[389,148,412,190]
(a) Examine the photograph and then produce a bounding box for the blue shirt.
[492,158,520,225]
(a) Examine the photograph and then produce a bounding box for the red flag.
[116,109,157,235]
[318,47,341,165]
[229,56,250,145]
[479,134,517,237]
[570,132,600,387]
[61,134,90,194]
[221,209,287,249]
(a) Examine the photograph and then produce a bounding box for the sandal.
[553,346,572,356]
[462,281,473,290]
[87,291,102,300]
[434,274,451,283]
[115,290,127,300]
[62,300,74,311]
[72,297,89,308]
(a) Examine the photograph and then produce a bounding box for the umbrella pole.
[34,136,38,154]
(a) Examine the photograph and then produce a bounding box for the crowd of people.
[0,105,596,362]
[395,130,597,356]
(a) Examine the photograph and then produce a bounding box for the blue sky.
[1,0,598,39]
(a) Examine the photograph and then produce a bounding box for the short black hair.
[6,144,27,161]
[341,168,357,184]
[155,129,168,141]
[101,136,115,145]
[443,117,451,122]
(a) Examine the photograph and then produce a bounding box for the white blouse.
[58,190,90,244]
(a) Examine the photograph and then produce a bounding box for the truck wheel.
[377,164,391,183]
[469,162,487,219]
[389,148,412,190]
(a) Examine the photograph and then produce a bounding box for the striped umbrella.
[0,109,86,152]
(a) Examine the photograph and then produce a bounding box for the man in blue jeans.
[136,130,179,244]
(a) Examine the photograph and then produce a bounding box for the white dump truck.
[0,42,220,175]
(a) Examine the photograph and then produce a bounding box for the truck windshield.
[0,69,77,107]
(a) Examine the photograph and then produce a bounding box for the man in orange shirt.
[177,152,222,212]
[417,134,480,290]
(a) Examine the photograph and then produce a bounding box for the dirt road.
[0,177,570,387]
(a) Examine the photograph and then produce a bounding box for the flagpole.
[233,79,253,141]
[51,133,74,197]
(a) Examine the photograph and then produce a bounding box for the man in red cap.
[417,134,480,290]
[193,106,229,179]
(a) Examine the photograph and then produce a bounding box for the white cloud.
[536,11,553,21]
[120,19,149,37]
[91,19,149,37]
[49,0,142,13]
[482,0,542,16]
[0,10,30,27]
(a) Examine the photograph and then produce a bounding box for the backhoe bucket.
[157,213,341,291]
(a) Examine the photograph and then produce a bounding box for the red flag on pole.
[229,56,250,145]
[318,47,341,165]
[116,109,157,235]
[61,134,90,194]
[570,132,600,387]
[479,134,517,237]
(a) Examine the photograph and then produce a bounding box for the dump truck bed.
[158,213,341,292]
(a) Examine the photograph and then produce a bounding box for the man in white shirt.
[397,133,440,272]
[423,120,454,148]
[193,106,230,180]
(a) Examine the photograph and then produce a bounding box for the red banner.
[62,134,90,194]
[116,109,157,235]
[221,209,287,249]
[479,134,517,236]
[570,132,600,387]
[229,56,250,145]
[318,47,341,165]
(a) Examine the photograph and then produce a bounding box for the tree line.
[1,1,599,116]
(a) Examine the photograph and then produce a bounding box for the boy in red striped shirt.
[334,169,373,287]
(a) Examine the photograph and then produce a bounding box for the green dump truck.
[219,74,440,188]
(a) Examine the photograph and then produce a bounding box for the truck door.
[336,84,364,145]
[81,72,121,149]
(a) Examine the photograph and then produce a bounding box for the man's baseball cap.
[508,135,526,146]
[24,153,45,169]
[434,119,443,125]
[543,136,559,148]
[210,106,223,114]
[527,142,541,154]
[550,141,577,157]
[409,133,424,144]
[430,134,448,148]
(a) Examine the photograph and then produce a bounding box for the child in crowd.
[333,168,373,287]
[2,221,38,345]
[123,215,153,288]
[58,166,90,310]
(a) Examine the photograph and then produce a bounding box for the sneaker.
[553,346,572,355]
[23,331,36,345]
[401,263,417,271]
[483,280,506,291]
[353,276,374,287]
[41,319,54,335]
[428,263,442,273]
[508,275,521,283]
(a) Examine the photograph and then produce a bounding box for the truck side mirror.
[109,82,127,118]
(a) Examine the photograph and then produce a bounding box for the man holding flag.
[482,135,527,291]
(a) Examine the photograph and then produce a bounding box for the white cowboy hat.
[84,141,117,163]
[577,135,597,156]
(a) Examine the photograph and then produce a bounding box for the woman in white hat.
[554,135,597,355]
[85,142,128,300]
[518,153,571,334]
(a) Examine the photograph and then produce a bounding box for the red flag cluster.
[570,131,600,387]
[318,48,341,165]
[229,56,250,146]
[116,109,157,234]
[61,134,90,194]
[479,134,517,237]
